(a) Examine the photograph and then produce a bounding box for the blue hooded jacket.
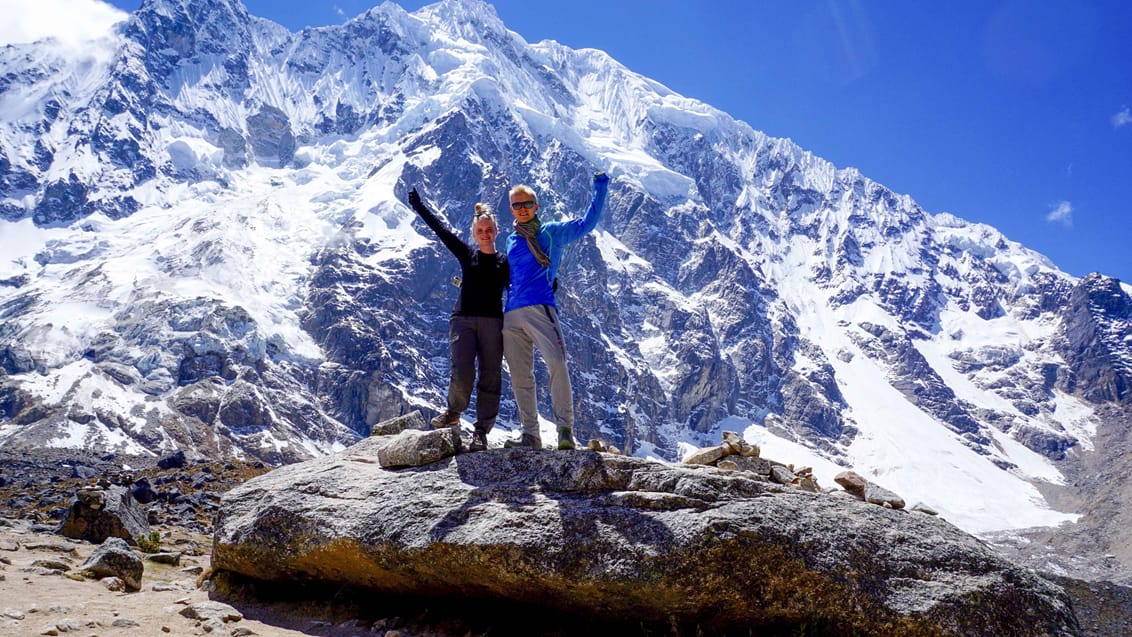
[504,175,609,312]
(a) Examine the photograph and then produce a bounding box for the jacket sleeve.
[410,195,471,262]
[550,174,609,246]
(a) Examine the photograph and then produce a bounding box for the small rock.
[30,560,71,572]
[682,445,728,466]
[369,411,429,437]
[375,427,461,468]
[769,465,796,485]
[0,540,19,551]
[145,552,182,566]
[864,482,905,509]
[911,502,938,516]
[3,608,26,620]
[230,627,257,636]
[21,541,78,555]
[834,470,868,496]
[797,477,821,493]
[179,600,243,623]
[102,577,126,591]
[716,459,739,471]
[721,431,743,454]
[111,618,141,627]
[720,455,772,476]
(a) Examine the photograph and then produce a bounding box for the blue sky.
[10,0,1132,283]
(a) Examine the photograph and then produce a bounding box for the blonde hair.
[471,202,497,235]
[508,185,538,204]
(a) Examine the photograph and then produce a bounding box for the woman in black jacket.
[408,188,509,451]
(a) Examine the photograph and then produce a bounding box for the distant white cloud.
[1045,201,1073,227]
[0,0,127,48]
[1115,107,1132,128]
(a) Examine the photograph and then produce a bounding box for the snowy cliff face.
[2,0,1131,534]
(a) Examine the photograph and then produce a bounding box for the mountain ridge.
[1,0,1131,560]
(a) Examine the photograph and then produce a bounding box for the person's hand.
[408,188,423,210]
[593,171,610,187]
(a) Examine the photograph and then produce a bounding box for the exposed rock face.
[212,443,1080,636]
[1058,274,1132,404]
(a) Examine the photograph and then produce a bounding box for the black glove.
[407,188,424,211]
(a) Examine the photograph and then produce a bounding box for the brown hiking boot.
[430,411,460,428]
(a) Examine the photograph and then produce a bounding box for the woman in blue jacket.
[408,188,509,452]
[503,171,609,450]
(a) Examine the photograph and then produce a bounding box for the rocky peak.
[1077,272,1132,317]
[128,0,257,61]
[416,0,510,45]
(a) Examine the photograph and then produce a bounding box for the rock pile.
[682,430,824,492]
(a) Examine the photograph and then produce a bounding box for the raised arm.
[408,188,470,259]
[553,171,610,244]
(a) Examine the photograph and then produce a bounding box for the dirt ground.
[0,520,388,637]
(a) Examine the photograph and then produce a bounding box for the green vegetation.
[137,530,162,553]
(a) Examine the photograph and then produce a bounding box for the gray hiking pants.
[447,315,504,432]
[502,304,573,438]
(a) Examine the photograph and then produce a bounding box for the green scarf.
[515,217,551,267]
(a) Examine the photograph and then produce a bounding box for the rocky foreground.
[3,416,1132,635]
[214,413,1077,636]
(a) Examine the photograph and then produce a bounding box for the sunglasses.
[510,201,537,210]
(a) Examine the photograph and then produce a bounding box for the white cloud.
[1114,107,1132,128]
[0,0,127,48]
[1045,200,1073,227]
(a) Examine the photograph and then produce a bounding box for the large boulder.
[80,537,144,591]
[58,484,149,545]
[211,442,1079,636]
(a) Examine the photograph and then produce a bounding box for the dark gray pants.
[447,315,504,432]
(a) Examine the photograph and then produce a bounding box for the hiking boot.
[468,429,488,452]
[503,433,541,449]
[557,426,576,451]
[430,410,460,428]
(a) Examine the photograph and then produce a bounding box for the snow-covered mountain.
[2,0,1131,547]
